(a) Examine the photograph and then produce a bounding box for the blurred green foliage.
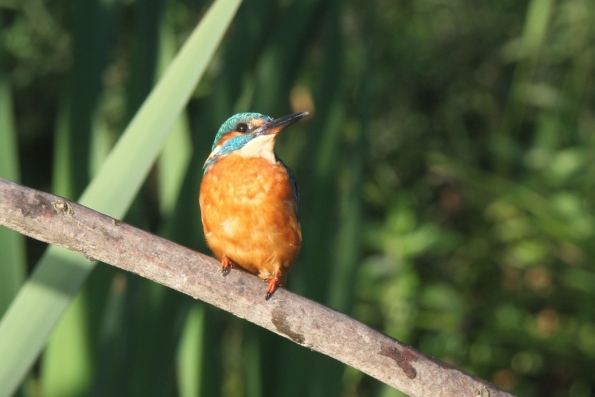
[1,0,594,396]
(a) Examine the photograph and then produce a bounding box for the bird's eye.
[235,123,248,133]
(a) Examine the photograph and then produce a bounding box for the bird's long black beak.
[254,112,309,136]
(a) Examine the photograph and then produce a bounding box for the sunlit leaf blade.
[157,19,193,218]
[0,0,242,395]
[177,304,206,397]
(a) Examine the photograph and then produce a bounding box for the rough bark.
[0,177,515,397]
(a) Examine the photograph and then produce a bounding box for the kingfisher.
[199,112,308,300]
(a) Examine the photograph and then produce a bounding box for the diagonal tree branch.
[0,177,515,397]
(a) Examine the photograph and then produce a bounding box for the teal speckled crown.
[211,113,272,151]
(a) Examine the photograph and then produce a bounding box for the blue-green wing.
[278,157,299,211]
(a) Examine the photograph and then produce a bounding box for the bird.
[199,111,308,300]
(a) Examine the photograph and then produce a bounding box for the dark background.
[1,0,594,396]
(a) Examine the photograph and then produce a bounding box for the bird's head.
[203,112,308,172]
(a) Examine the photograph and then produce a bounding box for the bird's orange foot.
[220,257,232,277]
[264,272,281,301]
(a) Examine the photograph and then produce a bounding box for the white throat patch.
[234,134,276,163]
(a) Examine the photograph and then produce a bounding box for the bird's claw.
[265,286,276,301]
[264,273,280,301]
[220,257,232,277]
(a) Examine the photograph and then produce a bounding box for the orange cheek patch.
[216,132,244,147]
[249,119,267,129]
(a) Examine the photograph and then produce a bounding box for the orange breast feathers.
[199,154,302,284]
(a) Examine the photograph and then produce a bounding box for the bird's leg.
[220,256,232,276]
[264,270,281,301]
